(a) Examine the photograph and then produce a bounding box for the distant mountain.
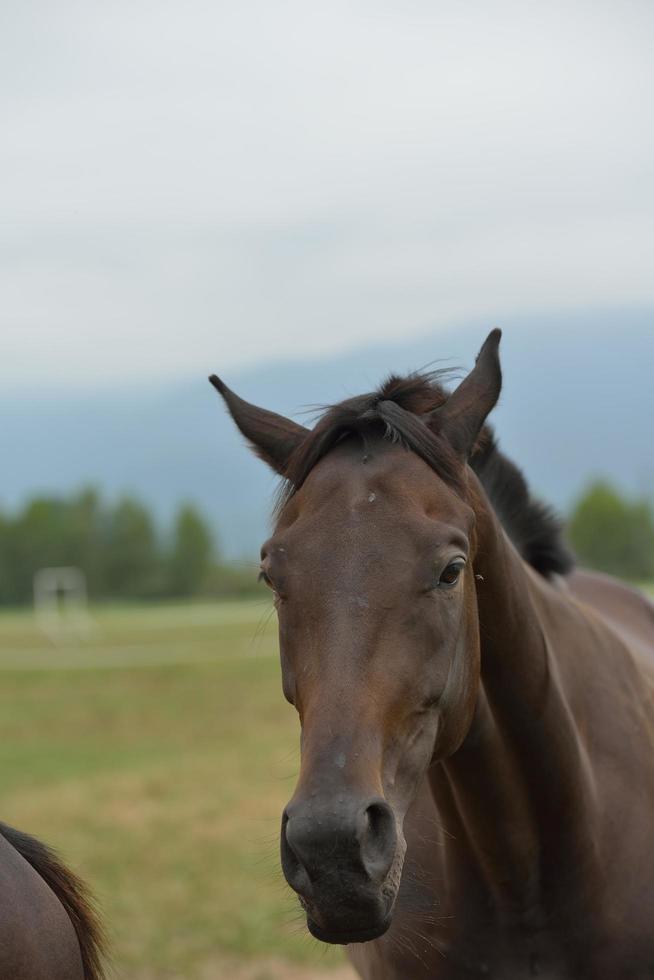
[2,307,652,557]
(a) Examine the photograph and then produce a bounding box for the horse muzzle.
[280,794,401,944]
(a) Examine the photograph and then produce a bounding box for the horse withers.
[212,330,654,979]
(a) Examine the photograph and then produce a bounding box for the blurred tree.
[568,481,654,580]
[0,489,109,603]
[103,497,161,598]
[168,504,214,596]
[0,511,14,604]
[0,489,224,605]
[65,488,106,596]
[9,497,71,602]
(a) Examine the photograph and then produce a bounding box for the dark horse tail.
[0,821,105,980]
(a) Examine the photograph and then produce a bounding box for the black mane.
[280,370,573,579]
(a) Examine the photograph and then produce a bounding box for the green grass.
[0,600,345,978]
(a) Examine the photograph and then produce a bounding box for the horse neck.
[431,474,601,918]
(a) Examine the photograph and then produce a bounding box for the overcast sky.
[2,0,653,391]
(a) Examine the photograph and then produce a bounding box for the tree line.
[568,480,654,581]
[0,489,258,606]
[0,480,652,606]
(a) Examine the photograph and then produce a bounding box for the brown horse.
[211,330,654,979]
[0,822,104,979]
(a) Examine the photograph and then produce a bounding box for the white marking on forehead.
[335,752,346,769]
[368,492,376,503]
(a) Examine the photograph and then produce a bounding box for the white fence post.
[33,567,93,643]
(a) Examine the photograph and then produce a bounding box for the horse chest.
[429,937,574,980]
[349,933,584,980]
[350,908,654,980]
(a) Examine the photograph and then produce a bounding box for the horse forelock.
[275,370,459,508]
[273,369,573,580]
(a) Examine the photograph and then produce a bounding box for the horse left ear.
[427,328,502,459]
[209,375,308,475]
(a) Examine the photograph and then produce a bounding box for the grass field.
[0,600,351,980]
[3,586,653,979]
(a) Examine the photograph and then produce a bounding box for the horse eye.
[438,560,465,587]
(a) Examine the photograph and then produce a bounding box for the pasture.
[0,600,351,980]
[2,586,652,978]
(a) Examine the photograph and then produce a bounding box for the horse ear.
[209,375,308,475]
[427,329,502,458]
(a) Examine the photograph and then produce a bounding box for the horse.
[0,822,104,979]
[211,329,654,979]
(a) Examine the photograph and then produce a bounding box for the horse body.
[0,823,104,980]
[212,329,654,980]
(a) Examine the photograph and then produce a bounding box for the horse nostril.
[359,799,397,883]
[282,798,396,895]
[280,809,313,897]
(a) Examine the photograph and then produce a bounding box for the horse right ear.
[209,375,308,476]
[425,329,502,459]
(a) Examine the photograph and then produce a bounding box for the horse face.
[264,440,480,943]
[211,329,500,944]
